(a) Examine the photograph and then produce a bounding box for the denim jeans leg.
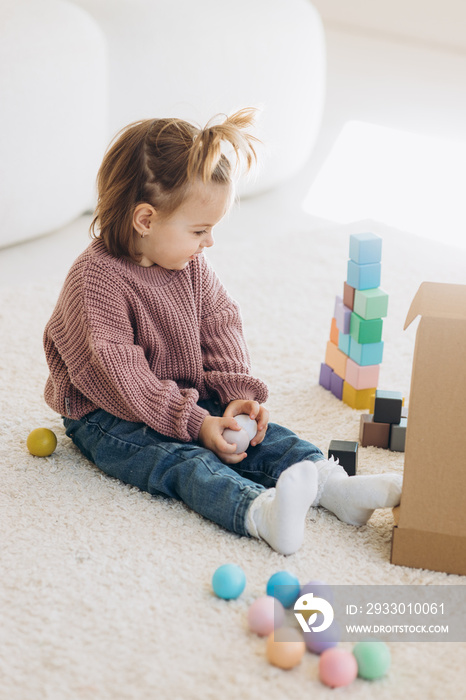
[197,399,324,489]
[63,409,264,536]
[232,421,325,489]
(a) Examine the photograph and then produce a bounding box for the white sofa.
[0,0,107,248]
[0,0,325,247]
[70,0,326,197]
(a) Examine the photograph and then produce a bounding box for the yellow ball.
[26,428,57,457]
[266,628,306,670]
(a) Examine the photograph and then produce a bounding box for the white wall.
[302,1,466,248]
[311,0,466,53]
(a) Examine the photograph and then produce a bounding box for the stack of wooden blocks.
[328,390,408,476]
[360,389,407,452]
[319,232,388,410]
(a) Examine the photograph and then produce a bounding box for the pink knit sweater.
[43,239,268,442]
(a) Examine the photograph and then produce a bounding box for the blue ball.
[266,571,300,608]
[212,564,246,600]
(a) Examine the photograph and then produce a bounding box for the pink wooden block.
[345,358,380,390]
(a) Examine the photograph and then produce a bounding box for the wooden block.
[349,232,382,264]
[338,332,351,356]
[359,414,390,448]
[342,382,376,410]
[349,339,384,366]
[319,362,333,390]
[333,295,343,317]
[335,298,352,334]
[330,372,344,400]
[373,389,403,424]
[330,317,339,345]
[345,358,380,390]
[353,288,389,320]
[347,260,381,290]
[325,341,348,379]
[328,439,358,476]
[350,312,383,344]
[390,417,407,452]
[343,282,355,310]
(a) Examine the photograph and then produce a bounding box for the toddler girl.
[44,109,402,555]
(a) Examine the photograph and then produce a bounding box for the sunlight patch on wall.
[303,121,466,249]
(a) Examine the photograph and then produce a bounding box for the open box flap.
[404,281,466,330]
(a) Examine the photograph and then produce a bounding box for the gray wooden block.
[390,417,407,452]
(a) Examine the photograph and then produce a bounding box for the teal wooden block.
[349,339,384,366]
[349,232,382,264]
[353,288,389,320]
[350,312,383,344]
[347,260,381,290]
[338,332,351,355]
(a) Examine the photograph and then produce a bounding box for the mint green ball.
[353,641,391,680]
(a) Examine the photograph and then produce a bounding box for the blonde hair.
[90,108,259,260]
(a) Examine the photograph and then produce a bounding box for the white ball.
[234,414,258,441]
[223,427,250,454]
[223,414,258,454]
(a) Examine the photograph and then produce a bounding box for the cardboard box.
[391,282,466,576]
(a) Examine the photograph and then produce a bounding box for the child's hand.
[223,399,269,447]
[198,415,247,464]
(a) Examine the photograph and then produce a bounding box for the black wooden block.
[328,439,359,476]
[373,389,403,424]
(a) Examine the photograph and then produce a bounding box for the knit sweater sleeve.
[199,256,269,405]
[47,259,208,442]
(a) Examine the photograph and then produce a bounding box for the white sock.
[246,461,318,555]
[316,459,403,526]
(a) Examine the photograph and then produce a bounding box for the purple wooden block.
[334,295,343,317]
[335,299,352,335]
[319,362,333,390]
[330,372,344,400]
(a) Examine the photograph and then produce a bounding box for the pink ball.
[247,595,285,636]
[319,648,358,688]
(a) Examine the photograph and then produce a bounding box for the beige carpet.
[1,202,466,699]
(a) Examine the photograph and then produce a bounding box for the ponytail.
[91,108,260,260]
[187,108,259,183]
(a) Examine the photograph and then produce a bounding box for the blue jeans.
[63,399,323,536]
